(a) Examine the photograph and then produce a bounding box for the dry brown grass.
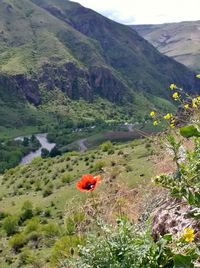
[64,133,194,231]
[64,177,163,233]
[152,133,194,175]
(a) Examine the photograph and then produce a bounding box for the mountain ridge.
[131,20,200,71]
[0,0,199,130]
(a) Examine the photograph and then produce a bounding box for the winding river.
[15,133,56,164]
[14,123,138,165]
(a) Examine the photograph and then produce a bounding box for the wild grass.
[0,138,157,267]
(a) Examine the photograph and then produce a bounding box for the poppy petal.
[76,174,101,192]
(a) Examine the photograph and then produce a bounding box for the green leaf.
[194,192,200,205]
[173,254,194,268]
[180,125,200,138]
[163,233,172,242]
[188,191,195,205]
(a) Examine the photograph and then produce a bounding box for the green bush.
[9,233,26,252]
[43,184,53,197]
[65,212,85,235]
[100,141,114,152]
[92,160,106,172]
[26,230,43,244]
[42,223,61,238]
[19,249,36,266]
[66,220,197,268]
[61,174,73,184]
[20,201,33,222]
[51,235,85,267]
[155,138,200,209]
[0,211,8,220]
[25,217,40,233]
[2,215,18,236]
[41,148,49,158]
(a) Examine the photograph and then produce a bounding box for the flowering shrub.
[153,79,200,216]
[150,81,200,130]
[150,80,200,266]
[155,138,200,211]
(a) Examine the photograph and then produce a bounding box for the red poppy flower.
[76,174,101,192]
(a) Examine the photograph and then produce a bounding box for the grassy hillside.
[0,0,199,133]
[131,21,200,71]
[0,138,156,267]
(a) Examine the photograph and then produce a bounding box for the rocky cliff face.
[89,66,127,102]
[38,62,92,101]
[14,75,41,105]
[38,63,127,103]
[4,62,128,106]
[0,74,40,105]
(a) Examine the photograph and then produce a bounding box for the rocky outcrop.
[151,197,200,241]
[89,66,127,102]
[14,74,41,105]
[38,62,93,101]
[0,74,40,105]
[38,63,127,103]
[1,62,128,106]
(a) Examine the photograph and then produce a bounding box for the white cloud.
[70,0,200,24]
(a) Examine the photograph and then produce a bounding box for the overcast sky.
[70,0,200,24]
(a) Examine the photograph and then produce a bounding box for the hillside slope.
[0,0,199,129]
[131,21,200,71]
[0,139,156,267]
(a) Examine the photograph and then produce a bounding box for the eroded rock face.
[0,74,40,106]
[38,62,127,102]
[89,66,127,103]
[14,74,41,105]
[1,61,128,107]
[13,62,127,105]
[38,62,93,101]
[151,197,200,241]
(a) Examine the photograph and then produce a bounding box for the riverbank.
[15,133,55,164]
[9,123,153,167]
[0,135,41,173]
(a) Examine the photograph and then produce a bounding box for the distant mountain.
[0,0,199,129]
[131,21,200,71]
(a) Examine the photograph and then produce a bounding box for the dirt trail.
[78,139,87,152]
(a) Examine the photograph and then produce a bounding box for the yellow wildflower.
[197,96,200,101]
[169,83,176,90]
[150,111,155,117]
[163,113,172,120]
[153,120,158,126]
[182,227,195,243]
[170,123,175,128]
[196,74,200,78]
[172,92,179,100]
[192,98,198,108]
[184,104,189,110]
